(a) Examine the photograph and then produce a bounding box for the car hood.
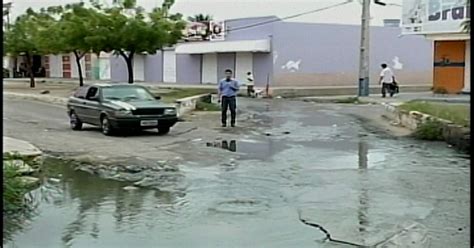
[103,100,175,110]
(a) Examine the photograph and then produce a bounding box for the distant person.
[379,63,396,98]
[246,72,255,97]
[218,69,240,127]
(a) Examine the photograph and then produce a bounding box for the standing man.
[379,63,395,98]
[218,69,240,127]
[246,71,255,97]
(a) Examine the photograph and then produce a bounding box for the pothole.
[209,199,270,215]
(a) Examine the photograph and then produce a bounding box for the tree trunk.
[73,50,86,87]
[25,53,35,88]
[119,51,135,84]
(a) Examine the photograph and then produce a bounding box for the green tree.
[4,9,55,88]
[187,14,212,22]
[105,0,185,84]
[52,3,98,86]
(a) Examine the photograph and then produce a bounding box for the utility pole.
[358,0,386,97]
[358,0,370,97]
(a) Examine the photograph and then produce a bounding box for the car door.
[69,86,90,121]
[83,86,102,125]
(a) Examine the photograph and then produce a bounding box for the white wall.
[163,50,176,83]
[235,52,253,83]
[463,40,470,93]
[201,53,218,84]
[133,54,145,81]
[49,55,63,78]
[99,58,111,80]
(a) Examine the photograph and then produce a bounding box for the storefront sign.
[402,0,470,34]
[183,21,210,42]
[183,20,225,42]
[209,21,225,41]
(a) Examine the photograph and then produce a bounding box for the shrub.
[414,119,444,140]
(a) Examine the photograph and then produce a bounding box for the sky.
[6,0,404,26]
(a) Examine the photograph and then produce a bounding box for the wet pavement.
[3,98,470,248]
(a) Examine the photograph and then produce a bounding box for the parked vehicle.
[67,84,178,135]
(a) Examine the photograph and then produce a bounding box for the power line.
[226,0,353,33]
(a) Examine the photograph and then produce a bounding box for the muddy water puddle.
[4,136,470,247]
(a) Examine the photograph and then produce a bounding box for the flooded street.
[4,99,470,248]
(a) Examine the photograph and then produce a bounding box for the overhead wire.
[226,0,354,33]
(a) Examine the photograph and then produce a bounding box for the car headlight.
[114,109,132,117]
[164,108,177,115]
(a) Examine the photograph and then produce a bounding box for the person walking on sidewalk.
[246,71,255,97]
[379,63,395,98]
[218,69,240,127]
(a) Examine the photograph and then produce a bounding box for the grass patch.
[399,100,470,127]
[414,119,444,140]
[151,88,216,103]
[196,101,220,111]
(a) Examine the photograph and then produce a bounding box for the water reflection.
[357,141,370,243]
[207,140,237,152]
[4,158,187,247]
[206,139,279,161]
[358,142,368,170]
[2,193,39,244]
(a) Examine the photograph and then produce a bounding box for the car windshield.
[102,86,155,101]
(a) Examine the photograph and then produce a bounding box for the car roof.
[91,83,145,88]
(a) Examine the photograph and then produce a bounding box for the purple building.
[110,16,433,87]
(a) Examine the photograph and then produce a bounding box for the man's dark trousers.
[381,82,394,97]
[221,96,236,126]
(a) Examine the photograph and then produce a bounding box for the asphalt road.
[3,97,470,247]
[3,98,242,163]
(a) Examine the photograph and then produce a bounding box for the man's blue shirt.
[218,78,240,97]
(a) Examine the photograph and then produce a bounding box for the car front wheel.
[70,111,83,130]
[101,116,115,136]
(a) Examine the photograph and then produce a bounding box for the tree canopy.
[4,8,56,87]
[4,0,186,86]
[187,14,212,22]
[104,0,185,83]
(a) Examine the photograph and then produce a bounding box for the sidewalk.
[3,78,432,96]
[302,92,470,105]
[3,136,42,157]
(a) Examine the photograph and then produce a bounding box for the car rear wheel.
[70,111,83,130]
[157,125,170,135]
[101,115,115,136]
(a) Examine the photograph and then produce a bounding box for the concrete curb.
[175,93,212,117]
[273,85,431,98]
[382,103,470,151]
